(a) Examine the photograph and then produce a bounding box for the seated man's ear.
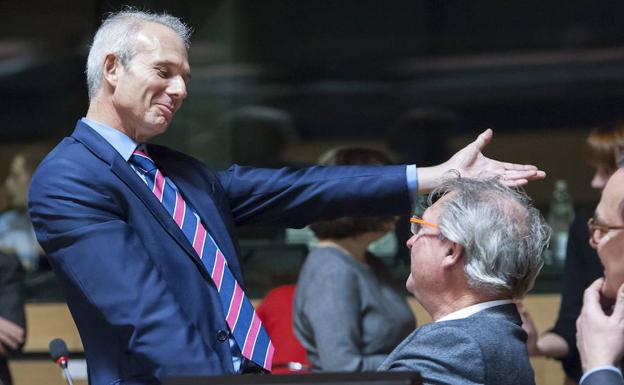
[442,243,464,268]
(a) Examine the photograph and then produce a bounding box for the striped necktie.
[129,149,274,371]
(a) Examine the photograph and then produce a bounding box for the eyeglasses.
[410,216,440,236]
[587,217,624,245]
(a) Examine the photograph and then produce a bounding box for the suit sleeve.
[581,368,624,385]
[216,165,411,228]
[0,252,25,352]
[382,326,484,385]
[298,262,385,372]
[28,156,225,379]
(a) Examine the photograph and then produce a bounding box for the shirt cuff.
[406,164,418,211]
[580,366,623,385]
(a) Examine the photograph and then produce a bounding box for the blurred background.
[4,0,624,197]
[2,1,624,383]
[4,0,623,289]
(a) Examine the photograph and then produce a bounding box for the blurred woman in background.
[293,147,415,372]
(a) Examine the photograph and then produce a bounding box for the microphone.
[49,338,75,385]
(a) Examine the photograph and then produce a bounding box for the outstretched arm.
[417,129,546,193]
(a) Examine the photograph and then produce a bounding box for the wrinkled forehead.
[424,193,453,221]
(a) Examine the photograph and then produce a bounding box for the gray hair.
[430,178,550,299]
[86,8,192,100]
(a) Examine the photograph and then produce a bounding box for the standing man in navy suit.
[28,9,545,385]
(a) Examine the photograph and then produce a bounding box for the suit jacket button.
[217,330,229,342]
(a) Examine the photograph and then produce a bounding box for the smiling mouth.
[155,104,174,118]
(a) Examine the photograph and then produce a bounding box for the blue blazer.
[28,121,410,385]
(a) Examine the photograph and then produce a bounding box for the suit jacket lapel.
[71,122,213,280]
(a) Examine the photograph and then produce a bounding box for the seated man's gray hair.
[430,178,550,299]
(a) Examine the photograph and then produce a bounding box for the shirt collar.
[81,118,139,161]
[435,299,513,322]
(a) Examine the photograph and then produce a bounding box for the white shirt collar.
[435,299,513,322]
[81,118,139,161]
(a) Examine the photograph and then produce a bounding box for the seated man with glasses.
[378,178,550,385]
[576,167,624,385]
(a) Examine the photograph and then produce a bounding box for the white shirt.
[436,299,514,323]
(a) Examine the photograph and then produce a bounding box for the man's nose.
[168,76,188,100]
[590,173,605,190]
[588,227,604,250]
[406,235,415,250]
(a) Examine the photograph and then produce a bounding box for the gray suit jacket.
[581,369,624,385]
[378,304,534,385]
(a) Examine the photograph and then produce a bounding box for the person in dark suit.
[576,168,624,385]
[0,252,26,385]
[520,121,624,384]
[27,9,544,385]
[379,178,550,385]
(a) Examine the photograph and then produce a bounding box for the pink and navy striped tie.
[129,149,274,371]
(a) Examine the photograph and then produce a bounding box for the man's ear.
[442,242,464,269]
[102,54,121,88]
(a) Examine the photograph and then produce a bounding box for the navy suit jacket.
[582,369,624,385]
[378,304,535,385]
[28,121,410,385]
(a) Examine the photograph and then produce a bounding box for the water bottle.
[547,180,574,266]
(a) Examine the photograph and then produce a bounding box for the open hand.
[0,317,25,356]
[444,129,546,187]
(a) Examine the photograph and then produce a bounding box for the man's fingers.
[582,278,605,313]
[0,329,21,350]
[501,168,545,180]
[500,161,539,171]
[612,283,624,322]
[473,128,493,152]
[502,179,528,188]
[0,317,25,350]
[497,169,546,187]
[0,318,24,337]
